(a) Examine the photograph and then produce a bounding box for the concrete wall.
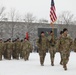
[0,21,76,42]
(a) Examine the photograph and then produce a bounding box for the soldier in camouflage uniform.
[4,38,13,60]
[37,31,48,66]
[22,38,33,61]
[4,40,8,59]
[0,39,4,60]
[12,39,16,59]
[58,28,73,70]
[47,31,56,66]
[13,38,21,60]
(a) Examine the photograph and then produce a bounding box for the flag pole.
[50,0,57,41]
[50,22,54,42]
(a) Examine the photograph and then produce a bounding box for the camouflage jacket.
[22,41,33,51]
[0,42,4,53]
[37,36,48,50]
[47,35,56,48]
[5,42,13,50]
[58,36,73,52]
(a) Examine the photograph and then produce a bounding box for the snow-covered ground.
[0,52,76,75]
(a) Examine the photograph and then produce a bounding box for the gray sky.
[0,0,76,22]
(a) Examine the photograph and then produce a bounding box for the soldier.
[37,31,48,66]
[12,39,16,59]
[14,38,21,60]
[0,39,4,60]
[47,31,56,66]
[4,40,8,59]
[22,38,33,61]
[58,28,73,70]
[4,38,13,60]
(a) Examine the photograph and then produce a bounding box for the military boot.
[51,58,54,66]
[63,64,67,71]
[60,60,63,65]
[40,57,44,66]
[51,62,54,66]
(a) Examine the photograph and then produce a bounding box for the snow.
[0,52,76,75]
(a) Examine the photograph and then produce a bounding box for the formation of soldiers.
[37,28,76,71]
[0,37,33,61]
[0,28,76,71]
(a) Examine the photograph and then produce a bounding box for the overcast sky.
[0,0,76,22]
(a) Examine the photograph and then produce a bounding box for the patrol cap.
[15,37,20,41]
[60,31,63,34]
[8,38,11,41]
[50,30,53,33]
[41,31,44,34]
[24,38,27,40]
[63,28,68,33]
[17,37,19,39]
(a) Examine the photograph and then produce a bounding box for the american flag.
[50,0,57,23]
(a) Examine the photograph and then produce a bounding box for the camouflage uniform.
[22,40,33,61]
[12,40,16,59]
[12,40,21,59]
[0,41,4,60]
[58,36,73,70]
[4,41,13,60]
[37,36,48,66]
[4,41,7,59]
[47,35,56,66]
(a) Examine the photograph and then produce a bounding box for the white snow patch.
[0,52,76,75]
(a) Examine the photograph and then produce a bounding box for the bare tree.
[0,6,6,21]
[0,6,5,16]
[8,8,17,39]
[15,13,22,22]
[24,13,36,23]
[9,8,16,22]
[0,6,6,38]
[57,11,75,25]
[8,8,23,39]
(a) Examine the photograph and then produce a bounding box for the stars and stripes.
[50,0,57,23]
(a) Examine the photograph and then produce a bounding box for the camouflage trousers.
[49,46,56,66]
[0,53,2,60]
[62,50,70,65]
[4,50,7,59]
[12,50,16,59]
[6,50,12,60]
[39,49,46,65]
[12,50,19,60]
[23,50,30,61]
[20,50,23,59]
